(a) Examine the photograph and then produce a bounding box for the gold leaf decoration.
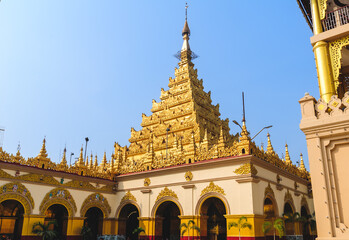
[144,178,151,187]
[264,183,275,198]
[284,189,294,206]
[80,193,111,217]
[156,187,178,201]
[185,171,193,181]
[201,182,225,196]
[234,163,258,175]
[329,36,349,91]
[0,169,14,179]
[318,0,328,20]
[121,191,137,202]
[39,188,77,216]
[18,173,60,185]
[0,182,34,214]
[63,180,96,190]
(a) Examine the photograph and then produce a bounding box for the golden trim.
[264,183,275,199]
[329,36,349,90]
[318,0,328,20]
[121,191,137,202]
[185,171,193,181]
[0,182,34,213]
[63,180,96,190]
[156,187,178,201]
[39,188,77,217]
[200,182,225,196]
[234,163,258,175]
[284,189,295,210]
[144,178,151,187]
[80,193,111,217]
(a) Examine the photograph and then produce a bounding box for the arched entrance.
[0,200,24,240]
[283,202,295,236]
[263,197,277,219]
[300,206,310,240]
[118,204,139,240]
[84,207,103,239]
[200,197,227,240]
[44,204,68,240]
[155,201,180,240]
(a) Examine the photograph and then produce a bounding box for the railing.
[322,5,349,31]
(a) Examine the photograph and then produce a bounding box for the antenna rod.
[185,3,188,21]
[242,92,246,123]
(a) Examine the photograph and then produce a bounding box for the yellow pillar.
[21,214,46,238]
[310,0,323,35]
[103,218,117,235]
[138,217,155,239]
[225,214,264,240]
[66,217,85,238]
[179,215,200,240]
[313,41,336,102]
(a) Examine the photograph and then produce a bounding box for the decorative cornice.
[201,182,225,196]
[121,191,137,202]
[156,187,178,201]
[234,163,258,175]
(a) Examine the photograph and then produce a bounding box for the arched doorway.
[84,207,103,239]
[283,202,295,236]
[300,206,310,240]
[118,204,139,240]
[200,197,227,240]
[0,200,24,240]
[263,197,276,219]
[44,204,68,240]
[155,201,180,240]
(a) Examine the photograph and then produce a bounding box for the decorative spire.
[89,153,93,169]
[94,155,98,168]
[37,138,48,160]
[101,152,107,168]
[285,143,292,165]
[266,133,274,154]
[78,146,84,165]
[299,153,306,171]
[60,147,67,165]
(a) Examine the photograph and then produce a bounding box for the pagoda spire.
[299,153,306,171]
[37,138,48,160]
[266,133,274,154]
[61,147,67,166]
[78,146,84,166]
[285,143,292,165]
[89,153,93,169]
[94,155,98,168]
[182,3,191,52]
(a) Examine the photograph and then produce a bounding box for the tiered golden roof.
[0,14,310,181]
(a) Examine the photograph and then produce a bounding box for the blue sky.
[0,1,317,168]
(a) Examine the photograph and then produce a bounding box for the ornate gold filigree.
[264,183,275,198]
[329,36,349,91]
[39,188,77,217]
[121,191,137,202]
[80,193,111,217]
[63,180,96,190]
[234,163,258,175]
[318,0,328,20]
[0,182,34,214]
[185,171,193,181]
[144,178,151,187]
[156,187,178,201]
[18,173,60,185]
[201,182,225,196]
[284,190,294,206]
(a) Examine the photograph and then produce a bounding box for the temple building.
[0,7,314,240]
[297,0,349,239]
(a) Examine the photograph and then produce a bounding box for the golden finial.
[60,147,67,165]
[110,156,115,172]
[299,153,306,171]
[89,153,93,169]
[94,155,98,168]
[78,146,84,165]
[266,133,274,154]
[101,152,107,167]
[260,142,264,151]
[285,143,292,165]
[37,137,48,159]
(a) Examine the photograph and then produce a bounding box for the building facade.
[1,12,314,240]
[297,0,349,239]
